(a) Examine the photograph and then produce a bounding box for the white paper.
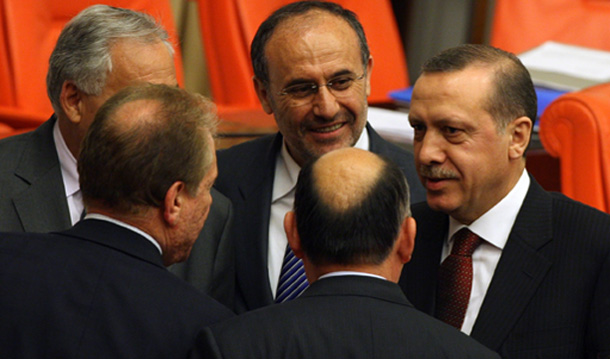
[518,41,610,91]
[367,107,413,145]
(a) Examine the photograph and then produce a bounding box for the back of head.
[250,0,369,85]
[47,5,172,117]
[78,84,217,215]
[294,148,410,266]
[422,44,537,130]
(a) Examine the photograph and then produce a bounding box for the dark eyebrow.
[283,69,359,88]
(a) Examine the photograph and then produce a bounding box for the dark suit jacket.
[215,124,425,313]
[399,177,610,358]
[0,116,236,309]
[0,219,234,359]
[194,276,500,359]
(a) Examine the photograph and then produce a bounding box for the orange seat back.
[1,0,183,126]
[491,0,610,54]
[0,1,15,107]
[539,84,610,213]
[197,0,408,111]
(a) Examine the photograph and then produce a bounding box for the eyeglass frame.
[276,72,367,102]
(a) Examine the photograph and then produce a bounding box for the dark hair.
[422,44,537,130]
[78,84,217,214]
[294,155,410,266]
[250,0,369,85]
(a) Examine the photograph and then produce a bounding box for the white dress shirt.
[268,129,370,298]
[443,169,530,334]
[53,120,84,226]
[84,213,163,255]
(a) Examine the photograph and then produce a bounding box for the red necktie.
[435,228,482,329]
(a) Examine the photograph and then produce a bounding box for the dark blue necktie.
[275,245,308,303]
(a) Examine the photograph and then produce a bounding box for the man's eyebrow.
[283,69,359,87]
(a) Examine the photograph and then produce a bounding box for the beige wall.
[169,0,211,97]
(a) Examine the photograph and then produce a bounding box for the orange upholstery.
[0,0,183,131]
[491,0,610,54]
[197,0,408,122]
[491,0,610,211]
[539,83,610,213]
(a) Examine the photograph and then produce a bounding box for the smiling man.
[399,44,610,358]
[211,1,424,313]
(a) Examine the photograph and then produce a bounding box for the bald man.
[194,148,500,359]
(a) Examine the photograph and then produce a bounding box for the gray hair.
[46,5,173,116]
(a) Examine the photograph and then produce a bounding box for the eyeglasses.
[277,73,366,107]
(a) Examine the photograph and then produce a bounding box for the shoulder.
[0,130,33,172]
[217,134,278,165]
[215,133,280,190]
[549,192,610,239]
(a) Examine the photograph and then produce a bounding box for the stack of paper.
[518,41,610,92]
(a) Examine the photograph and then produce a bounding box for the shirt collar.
[53,120,80,197]
[84,213,163,255]
[272,126,370,203]
[318,270,387,281]
[448,170,530,250]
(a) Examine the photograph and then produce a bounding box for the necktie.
[275,245,308,303]
[435,228,482,329]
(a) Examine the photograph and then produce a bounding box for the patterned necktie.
[275,245,309,303]
[435,228,482,329]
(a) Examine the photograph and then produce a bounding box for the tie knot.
[451,228,482,256]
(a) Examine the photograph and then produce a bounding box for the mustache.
[418,165,459,179]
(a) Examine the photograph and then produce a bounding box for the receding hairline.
[312,149,385,213]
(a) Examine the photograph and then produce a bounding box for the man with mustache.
[193,147,499,359]
[196,0,425,313]
[400,44,610,358]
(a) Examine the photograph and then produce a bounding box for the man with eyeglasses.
[208,0,425,313]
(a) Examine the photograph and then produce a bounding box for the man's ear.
[397,216,416,264]
[508,116,532,160]
[163,181,186,227]
[59,80,84,125]
[253,76,274,114]
[364,55,374,97]
[284,211,304,259]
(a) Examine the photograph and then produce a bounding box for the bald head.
[293,148,410,266]
[314,148,385,213]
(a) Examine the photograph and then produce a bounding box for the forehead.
[409,66,495,121]
[106,39,177,91]
[264,11,363,80]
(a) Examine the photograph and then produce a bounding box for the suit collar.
[60,219,165,268]
[12,115,72,232]
[303,275,412,307]
[470,177,553,350]
[234,134,281,309]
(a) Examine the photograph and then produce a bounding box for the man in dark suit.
[194,147,499,359]
[0,5,234,309]
[400,44,610,358]
[0,84,234,358]
[209,0,425,313]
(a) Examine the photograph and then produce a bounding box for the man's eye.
[329,77,353,91]
[444,126,460,135]
[285,84,315,98]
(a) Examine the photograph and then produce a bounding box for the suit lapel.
[470,179,553,350]
[234,134,282,309]
[12,117,71,232]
